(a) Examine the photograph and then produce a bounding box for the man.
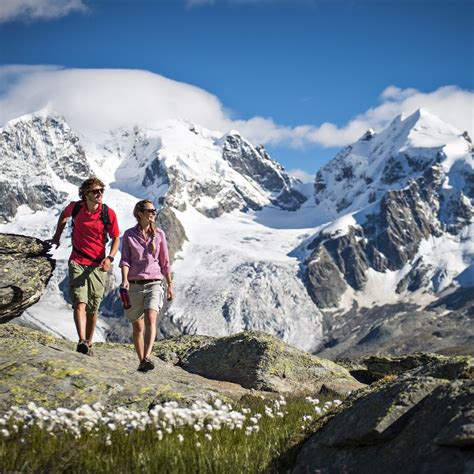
[50,177,120,355]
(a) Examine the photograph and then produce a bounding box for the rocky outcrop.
[362,352,473,381]
[294,354,474,474]
[154,331,363,396]
[0,234,54,323]
[0,325,261,411]
[0,325,363,411]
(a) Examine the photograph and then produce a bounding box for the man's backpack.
[71,201,111,263]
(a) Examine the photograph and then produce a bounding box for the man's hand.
[99,257,112,272]
[46,236,61,249]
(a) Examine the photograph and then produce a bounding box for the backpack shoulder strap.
[100,203,111,243]
[71,201,82,220]
[101,203,111,227]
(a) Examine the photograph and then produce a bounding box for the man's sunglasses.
[143,209,158,214]
[90,188,105,196]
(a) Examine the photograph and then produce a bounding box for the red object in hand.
[119,288,131,309]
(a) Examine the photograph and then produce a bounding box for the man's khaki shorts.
[125,281,165,323]
[68,261,107,314]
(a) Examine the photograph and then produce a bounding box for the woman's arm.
[158,231,173,301]
[121,264,130,289]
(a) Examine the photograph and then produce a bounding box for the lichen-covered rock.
[0,325,266,411]
[362,352,474,381]
[0,233,54,322]
[162,331,364,397]
[293,378,474,474]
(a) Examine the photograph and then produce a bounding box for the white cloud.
[0,0,87,24]
[287,169,314,183]
[0,66,472,150]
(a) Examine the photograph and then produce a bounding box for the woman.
[119,200,173,372]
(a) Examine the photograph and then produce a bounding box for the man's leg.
[144,309,158,359]
[73,303,87,341]
[85,266,107,346]
[85,312,97,345]
[132,318,145,362]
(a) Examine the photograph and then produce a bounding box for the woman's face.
[139,203,157,225]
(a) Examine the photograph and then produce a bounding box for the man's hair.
[79,177,105,200]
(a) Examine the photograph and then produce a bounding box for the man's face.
[86,186,104,205]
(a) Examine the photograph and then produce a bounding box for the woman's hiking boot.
[138,357,154,372]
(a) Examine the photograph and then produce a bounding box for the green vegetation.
[0,396,339,473]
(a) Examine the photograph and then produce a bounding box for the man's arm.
[49,210,68,248]
[100,236,120,272]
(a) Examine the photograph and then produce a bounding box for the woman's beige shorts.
[124,281,165,323]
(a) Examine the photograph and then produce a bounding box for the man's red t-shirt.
[64,201,119,266]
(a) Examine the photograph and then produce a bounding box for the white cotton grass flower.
[177,434,184,443]
[0,397,263,444]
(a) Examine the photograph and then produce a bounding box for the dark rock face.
[222,134,307,211]
[0,114,91,222]
[157,205,187,263]
[306,246,348,308]
[305,162,471,308]
[0,183,66,223]
[316,297,474,360]
[294,358,474,474]
[0,234,55,322]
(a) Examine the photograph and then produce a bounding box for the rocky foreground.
[0,324,473,473]
[0,325,362,410]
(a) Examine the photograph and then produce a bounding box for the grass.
[0,396,339,473]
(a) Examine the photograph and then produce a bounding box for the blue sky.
[0,0,473,179]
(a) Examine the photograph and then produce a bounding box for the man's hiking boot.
[76,340,89,355]
[138,357,154,372]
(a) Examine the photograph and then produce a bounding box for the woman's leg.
[132,318,145,362]
[143,309,158,359]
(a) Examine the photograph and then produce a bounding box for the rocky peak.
[0,111,91,222]
[221,132,307,211]
[306,110,473,309]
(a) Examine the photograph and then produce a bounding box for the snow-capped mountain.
[0,110,321,351]
[305,109,473,356]
[0,108,472,355]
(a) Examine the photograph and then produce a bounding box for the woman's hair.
[79,177,105,200]
[133,199,158,256]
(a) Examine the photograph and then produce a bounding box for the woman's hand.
[121,279,129,290]
[167,283,174,301]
